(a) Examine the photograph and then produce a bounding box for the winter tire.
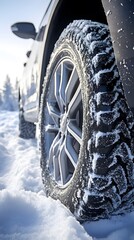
[40,20,134,222]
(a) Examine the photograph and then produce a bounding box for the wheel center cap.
[60,113,68,134]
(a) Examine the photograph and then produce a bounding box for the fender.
[102,0,134,115]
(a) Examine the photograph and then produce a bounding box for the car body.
[11,0,134,222]
[11,0,134,121]
[12,0,108,122]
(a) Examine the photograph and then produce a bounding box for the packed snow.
[1,110,134,240]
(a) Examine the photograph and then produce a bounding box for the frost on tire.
[40,20,134,222]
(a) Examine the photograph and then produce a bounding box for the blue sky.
[0,0,49,87]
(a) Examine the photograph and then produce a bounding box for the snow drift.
[0,110,134,240]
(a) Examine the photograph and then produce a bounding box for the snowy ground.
[0,110,134,240]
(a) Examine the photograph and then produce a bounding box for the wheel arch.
[38,0,107,105]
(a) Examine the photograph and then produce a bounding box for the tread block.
[96,92,119,106]
[92,53,114,72]
[92,154,117,175]
[114,142,132,163]
[95,131,120,148]
[105,187,121,209]
[91,176,112,190]
[96,110,120,126]
[110,165,127,194]
[116,121,131,139]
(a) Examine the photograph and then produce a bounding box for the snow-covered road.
[0,110,134,240]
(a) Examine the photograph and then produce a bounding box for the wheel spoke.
[65,67,78,105]
[47,102,60,125]
[59,62,68,108]
[67,84,82,117]
[48,133,60,169]
[53,155,60,181]
[54,71,62,111]
[67,120,82,145]
[45,124,59,133]
[65,135,78,168]
[58,141,68,185]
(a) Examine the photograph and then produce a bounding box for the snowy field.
[0,110,134,240]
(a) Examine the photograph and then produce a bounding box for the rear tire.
[19,101,36,139]
[40,20,134,222]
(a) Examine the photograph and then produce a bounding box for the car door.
[21,0,52,122]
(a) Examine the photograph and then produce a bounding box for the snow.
[1,110,134,240]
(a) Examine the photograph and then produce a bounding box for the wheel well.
[39,0,107,99]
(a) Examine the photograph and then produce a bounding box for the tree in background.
[0,75,18,111]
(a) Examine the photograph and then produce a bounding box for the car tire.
[19,100,36,139]
[40,20,134,222]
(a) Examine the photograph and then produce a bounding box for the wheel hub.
[60,113,68,134]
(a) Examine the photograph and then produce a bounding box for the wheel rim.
[44,58,83,187]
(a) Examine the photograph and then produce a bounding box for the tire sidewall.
[40,40,91,209]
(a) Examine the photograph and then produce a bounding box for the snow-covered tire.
[40,20,134,222]
[19,108,36,139]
